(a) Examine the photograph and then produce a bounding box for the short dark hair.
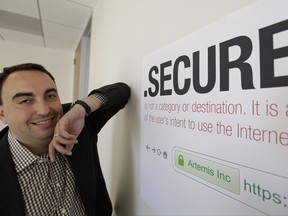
[0,63,56,105]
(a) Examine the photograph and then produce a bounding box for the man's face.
[0,70,63,147]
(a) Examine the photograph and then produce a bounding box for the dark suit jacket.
[0,82,130,216]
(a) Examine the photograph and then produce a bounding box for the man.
[0,63,130,215]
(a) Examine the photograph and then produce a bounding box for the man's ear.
[0,107,8,124]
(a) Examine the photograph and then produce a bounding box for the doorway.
[73,18,91,100]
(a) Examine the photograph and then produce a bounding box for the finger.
[53,141,73,156]
[48,142,56,162]
[57,124,78,140]
[65,144,74,152]
[59,131,77,140]
[51,135,77,157]
[54,134,78,145]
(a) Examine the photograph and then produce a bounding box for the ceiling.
[0,0,98,51]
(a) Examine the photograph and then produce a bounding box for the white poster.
[141,1,288,215]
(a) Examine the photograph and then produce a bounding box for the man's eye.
[19,99,32,105]
[47,94,57,100]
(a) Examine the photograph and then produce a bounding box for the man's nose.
[35,100,50,115]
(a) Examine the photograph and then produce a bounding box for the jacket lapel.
[0,128,25,215]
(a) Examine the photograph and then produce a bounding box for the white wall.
[0,41,74,129]
[89,0,257,215]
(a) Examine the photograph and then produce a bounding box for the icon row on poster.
[146,145,168,159]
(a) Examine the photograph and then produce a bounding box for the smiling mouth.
[32,118,54,125]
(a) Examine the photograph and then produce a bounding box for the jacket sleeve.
[62,82,130,134]
[89,82,130,111]
[86,82,130,134]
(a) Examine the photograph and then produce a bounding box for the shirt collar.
[8,130,48,173]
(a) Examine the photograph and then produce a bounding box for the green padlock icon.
[178,155,184,166]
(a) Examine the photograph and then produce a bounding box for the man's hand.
[49,104,86,162]
[49,95,103,161]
